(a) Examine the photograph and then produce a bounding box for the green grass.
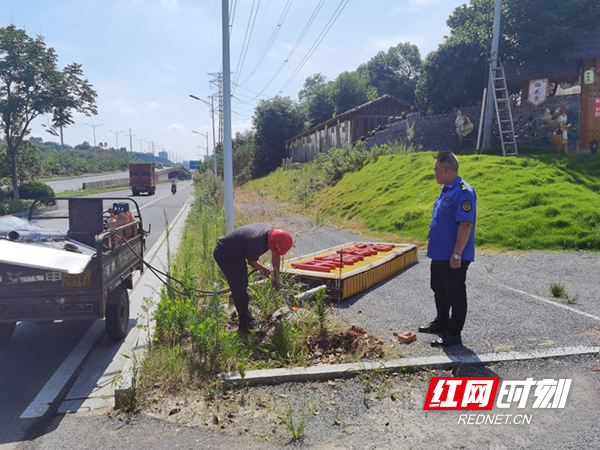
[57,185,131,197]
[247,150,600,251]
[136,175,357,403]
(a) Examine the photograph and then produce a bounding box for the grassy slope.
[247,152,600,251]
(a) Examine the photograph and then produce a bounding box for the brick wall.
[364,94,581,152]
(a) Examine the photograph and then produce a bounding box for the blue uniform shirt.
[427,176,476,261]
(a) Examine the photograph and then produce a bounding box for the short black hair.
[435,152,459,171]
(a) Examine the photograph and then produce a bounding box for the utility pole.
[138,138,146,153]
[85,122,103,159]
[482,0,502,149]
[221,0,234,233]
[126,128,136,153]
[109,130,124,151]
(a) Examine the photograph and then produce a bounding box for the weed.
[314,290,328,335]
[112,350,141,412]
[313,210,328,227]
[549,282,567,299]
[565,294,579,305]
[282,405,305,441]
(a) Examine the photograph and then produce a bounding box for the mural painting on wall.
[406,120,416,143]
[528,79,550,106]
[455,110,475,145]
[512,104,579,151]
[551,123,571,155]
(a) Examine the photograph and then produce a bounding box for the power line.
[232,0,262,93]
[235,0,326,104]
[207,0,218,71]
[278,0,350,94]
[240,0,294,85]
[229,0,238,34]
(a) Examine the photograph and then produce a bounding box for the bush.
[0,199,34,216]
[19,181,55,202]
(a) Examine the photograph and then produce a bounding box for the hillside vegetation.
[246,151,600,251]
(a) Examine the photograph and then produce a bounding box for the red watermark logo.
[424,377,500,410]
[424,377,572,411]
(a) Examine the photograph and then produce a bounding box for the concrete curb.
[5,203,59,219]
[222,346,600,387]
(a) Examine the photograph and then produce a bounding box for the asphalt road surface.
[45,171,130,193]
[0,181,194,448]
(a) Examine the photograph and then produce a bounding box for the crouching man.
[213,224,293,335]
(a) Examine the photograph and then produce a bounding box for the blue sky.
[2,0,467,162]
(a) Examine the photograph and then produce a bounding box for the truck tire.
[106,287,130,341]
[150,187,156,195]
[0,322,16,344]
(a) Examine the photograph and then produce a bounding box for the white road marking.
[138,182,193,211]
[19,193,193,419]
[496,283,600,322]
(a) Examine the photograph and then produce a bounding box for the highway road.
[0,180,195,447]
[45,171,130,193]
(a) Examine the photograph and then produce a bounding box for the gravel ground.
[20,354,600,450]
[14,194,600,450]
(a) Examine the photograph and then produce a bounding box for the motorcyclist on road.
[171,179,177,194]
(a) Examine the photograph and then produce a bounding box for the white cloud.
[395,0,447,13]
[362,35,428,53]
[108,98,137,115]
[152,65,189,85]
[147,102,159,109]
[160,0,178,11]
[166,123,187,132]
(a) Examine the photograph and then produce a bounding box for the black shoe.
[238,318,259,336]
[431,332,462,347]
[418,321,446,334]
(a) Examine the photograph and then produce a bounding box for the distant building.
[183,160,190,169]
[285,94,412,163]
[158,151,168,160]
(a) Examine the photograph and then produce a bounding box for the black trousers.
[430,259,471,336]
[213,241,252,330]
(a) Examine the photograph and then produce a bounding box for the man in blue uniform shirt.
[420,152,476,347]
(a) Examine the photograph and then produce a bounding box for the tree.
[232,130,256,185]
[298,73,335,128]
[358,42,421,104]
[47,63,97,148]
[252,96,304,178]
[415,39,487,112]
[331,71,377,115]
[0,25,97,198]
[417,0,600,111]
[0,140,42,184]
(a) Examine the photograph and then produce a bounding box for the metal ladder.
[490,61,519,156]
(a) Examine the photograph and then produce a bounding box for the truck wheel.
[151,187,156,195]
[106,287,130,341]
[0,322,16,344]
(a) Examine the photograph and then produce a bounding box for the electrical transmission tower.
[209,72,224,145]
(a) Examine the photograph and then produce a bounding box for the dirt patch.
[305,325,385,364]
